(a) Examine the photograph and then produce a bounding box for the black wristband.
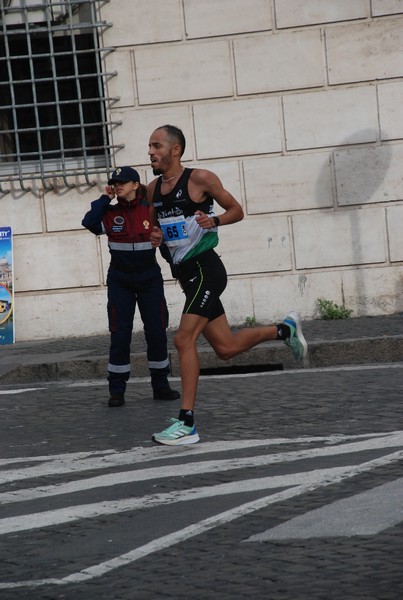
[213,216,220,227]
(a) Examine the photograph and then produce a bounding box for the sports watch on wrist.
[213,216,220,227]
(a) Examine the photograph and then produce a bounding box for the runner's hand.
[195,210,215,229]
[150,226,163,247]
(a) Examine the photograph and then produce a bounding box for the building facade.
[1,0,402,341]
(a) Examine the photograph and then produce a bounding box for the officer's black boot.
[107,372,128,407]
[108,393,125,407]
[150,367,180,401]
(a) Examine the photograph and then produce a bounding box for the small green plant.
[245,315,257,327]
[317,298,352,320]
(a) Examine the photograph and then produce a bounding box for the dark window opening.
[0,33,105,161]
[0,1,122,191]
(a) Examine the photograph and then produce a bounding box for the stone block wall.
[2,0,402,340]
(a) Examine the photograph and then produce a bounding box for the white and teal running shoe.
[283,311,308,360]
[152,418,200,446]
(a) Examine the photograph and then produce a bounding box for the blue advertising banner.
[0,227,14,344]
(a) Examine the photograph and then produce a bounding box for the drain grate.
[199,363,283,376]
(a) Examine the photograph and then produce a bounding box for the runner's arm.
[191,169,244,229]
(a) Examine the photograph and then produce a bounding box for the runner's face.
[148,129,176,175]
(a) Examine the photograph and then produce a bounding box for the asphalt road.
[0,363,402,600]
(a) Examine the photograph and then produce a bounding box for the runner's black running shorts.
[176,249,227,321]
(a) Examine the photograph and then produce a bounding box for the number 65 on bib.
[159,215,189,247]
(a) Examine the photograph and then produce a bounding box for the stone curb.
[1,335,401,384]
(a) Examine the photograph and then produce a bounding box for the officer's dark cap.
[108,166,140,185]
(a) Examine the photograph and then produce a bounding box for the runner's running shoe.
[283,311,308,360]
[152,418,200,445]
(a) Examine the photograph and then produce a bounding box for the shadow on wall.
[1,172,104,200]
[315,130,393,316]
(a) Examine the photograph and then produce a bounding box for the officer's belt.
[110,259,156,273]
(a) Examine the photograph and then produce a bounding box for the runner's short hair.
[158,124,186,157]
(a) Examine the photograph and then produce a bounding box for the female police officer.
[82,166,179,407]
